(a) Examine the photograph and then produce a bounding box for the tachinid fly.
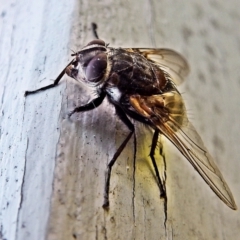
[25,23,237,210]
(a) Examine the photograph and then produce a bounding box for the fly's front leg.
[68,91,106,117]
[103,105,135,209]
[24,59,74,96]
[150,129,166,198]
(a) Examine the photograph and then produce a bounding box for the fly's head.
[66,39,108,86]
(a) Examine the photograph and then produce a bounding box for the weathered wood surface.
[0,0,240,239]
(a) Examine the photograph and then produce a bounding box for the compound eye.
[86,39,106,47]
[86,53,107,82]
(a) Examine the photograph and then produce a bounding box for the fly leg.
[68,91,106,116]
[150,129,166,198]
[91,22,99,39]
[103,105,135,209]
[24,59,74,96]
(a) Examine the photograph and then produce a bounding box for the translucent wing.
[131,48,190,85]
[129,92,237,210]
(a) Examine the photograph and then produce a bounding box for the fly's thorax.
[66,39,111,87]
[105,49,170,97]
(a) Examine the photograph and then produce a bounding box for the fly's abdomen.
[161,91,187,131]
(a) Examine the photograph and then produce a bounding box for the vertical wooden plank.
[0,0,75,239]
[47,0,240,239]
[151,0,240,239]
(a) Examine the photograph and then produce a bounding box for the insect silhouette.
[25,23,237,210]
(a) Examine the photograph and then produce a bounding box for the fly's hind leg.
[149,129,166,198]
[103,105,135,209]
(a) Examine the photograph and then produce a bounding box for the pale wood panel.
[0,0,76,239]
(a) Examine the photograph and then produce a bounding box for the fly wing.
[159,118,237,210]
[129,92,237,210]
[130,48,190,85]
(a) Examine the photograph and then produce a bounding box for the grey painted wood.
[0,1,75,239]
[0,0,240,239]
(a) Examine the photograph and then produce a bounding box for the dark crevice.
[21,96,26,141]
[103,226,107,240]
[142,198,147,240]
[45,87,66,239]
[15,137,29,237]
[103,211,108,240]
[159,142,168,233]
[95,225,98,240]
[132,132,137,222]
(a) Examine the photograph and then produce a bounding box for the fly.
[25,23,237,210]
